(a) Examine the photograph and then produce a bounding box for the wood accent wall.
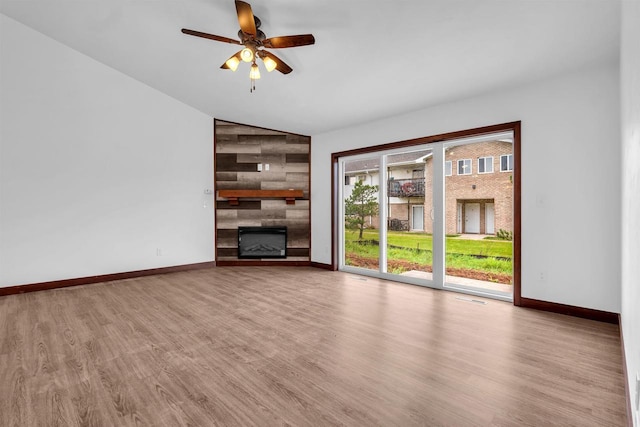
[215,120,311,262]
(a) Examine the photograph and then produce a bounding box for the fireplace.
[238,226,287,259]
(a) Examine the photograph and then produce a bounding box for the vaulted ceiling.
[0,0,621,135]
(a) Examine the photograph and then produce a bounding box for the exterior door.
[464,203,480,233]
[411,205,424,231]
[485,203,495,234]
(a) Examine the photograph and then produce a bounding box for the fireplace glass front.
[238,226,287,259]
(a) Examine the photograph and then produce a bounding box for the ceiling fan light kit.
[250,62,261,79]
[225,56,240,71]
[240,47,254,63]
[182,0,315,93]
[262,55,277,72]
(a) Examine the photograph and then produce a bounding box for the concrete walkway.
[400,269,513,294]
[455,233,495,241]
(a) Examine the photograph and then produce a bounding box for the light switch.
[257,163,263,172]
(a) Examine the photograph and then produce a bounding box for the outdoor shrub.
[496,229,513,241]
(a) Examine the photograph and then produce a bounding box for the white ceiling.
[0,0,621,135]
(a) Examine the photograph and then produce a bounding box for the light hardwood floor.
[0,267,626,426]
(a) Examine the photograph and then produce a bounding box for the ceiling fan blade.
[181,29,240,45]
[262,34,315,49]
[235,0,257,36]
[220,51,243,70]
[259,50,293,74]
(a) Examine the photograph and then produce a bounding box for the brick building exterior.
[423,140,513,235]
[344,141,513,235]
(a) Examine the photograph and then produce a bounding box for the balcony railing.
[388,178,425,197]
[387,218,409,231]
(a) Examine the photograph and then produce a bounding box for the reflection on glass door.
[383,149,433,279]
[443,135,514,297]
[341,156,380,272]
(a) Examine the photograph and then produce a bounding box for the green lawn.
[345,230,512,258]
[344,229,513,278]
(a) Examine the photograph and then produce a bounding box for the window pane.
[458,159,471,175]
[445,139,513,296]
[501,154,513,172]
[479,156,493,173]
[445,161,452,176]
[343,158,380,272]
[385,148,432,277]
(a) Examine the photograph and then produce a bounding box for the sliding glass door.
[382,149,434,281]
[338,131,514,301]
[442,134,514,298]
[341,156,380,273]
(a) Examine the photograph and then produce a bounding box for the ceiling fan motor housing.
[238,27,266,43]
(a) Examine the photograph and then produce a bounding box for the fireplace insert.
[238,226,287,259]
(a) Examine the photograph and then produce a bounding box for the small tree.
[345,181,379,239]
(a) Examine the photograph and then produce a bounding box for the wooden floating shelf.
[218,189,304,206]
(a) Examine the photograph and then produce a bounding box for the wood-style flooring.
[0,267,627,426]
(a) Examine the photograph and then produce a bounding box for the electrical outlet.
[265,164,270,171]
[539,271,546,281]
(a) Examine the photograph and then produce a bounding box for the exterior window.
[500,154,513,172]
[445,161,452,176]
[478,156,494,174]
[457,159,472,175]
[357,174,367,183]
[344,175,351,186]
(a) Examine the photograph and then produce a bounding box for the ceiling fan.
[182,0,315,92]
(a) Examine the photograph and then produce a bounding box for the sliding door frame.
[330,122,522,304]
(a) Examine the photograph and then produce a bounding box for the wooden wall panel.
[282,163,309,173]
[215,172,238,182]
[237,153,285,164]
[237,209,286,220]
[217,200,262,210]
[286,153,309,163]
[216,154,258,172]
[261,141,309,154]
[215,120,311,263]
[215,143,261,154]
[215,181,260,190]
[217,248,238,257]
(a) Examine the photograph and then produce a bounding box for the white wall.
[621,0,640,424]
[312,62,621,313]
[0,15,214,287]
